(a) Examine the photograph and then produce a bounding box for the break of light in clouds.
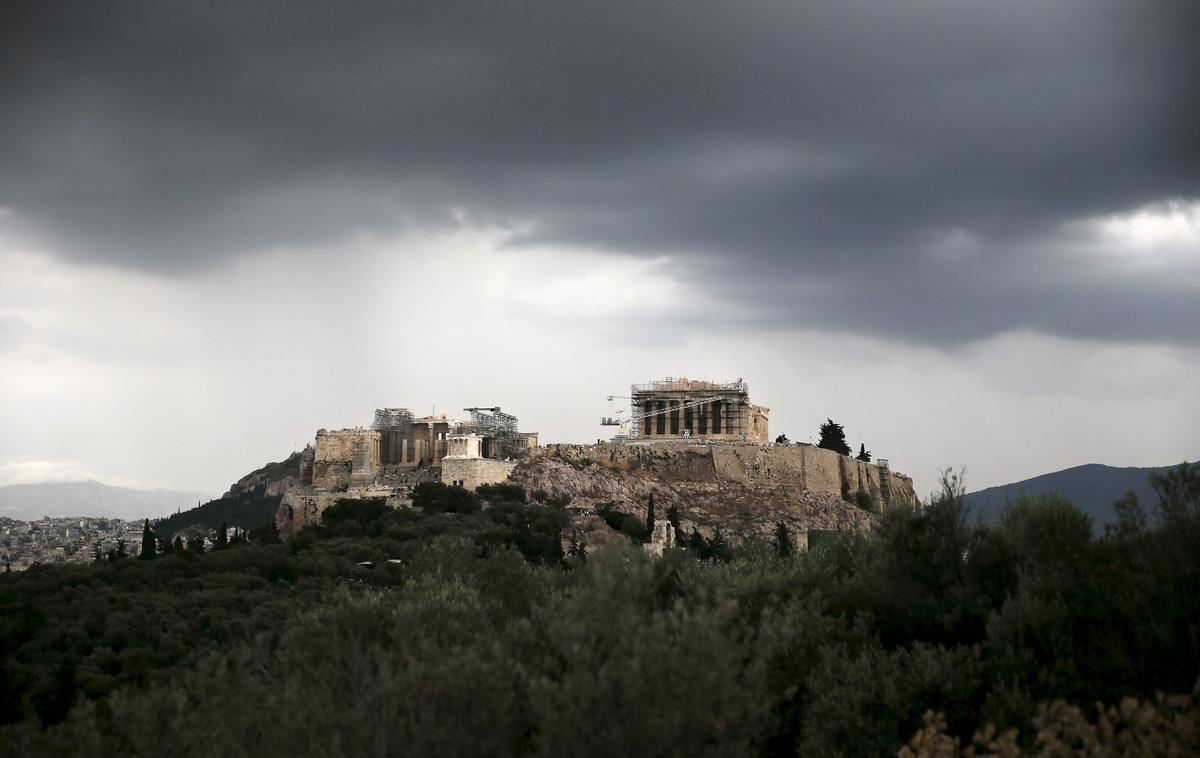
[1,0,1197,497]
[2,231,1196,497]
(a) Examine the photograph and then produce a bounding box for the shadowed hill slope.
[154,452,301,536]
[964,462,1183,529]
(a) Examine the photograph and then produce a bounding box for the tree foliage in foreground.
[0,462,1198,757]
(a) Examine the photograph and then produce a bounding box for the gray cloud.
[2,0,1197,345]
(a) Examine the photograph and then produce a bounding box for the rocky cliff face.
[154,451,304,537]
[509,442,917,544]
[222,452,302,500]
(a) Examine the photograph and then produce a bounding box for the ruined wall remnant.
[645,518,676,556]
[275,483,416,539]
[311,428,380,490]
[276,405,540,538]
[443,457,518,492]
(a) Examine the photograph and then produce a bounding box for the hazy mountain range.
[0,481,211,522]
[963,463,1185,530]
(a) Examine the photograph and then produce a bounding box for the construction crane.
[601,395,631,427]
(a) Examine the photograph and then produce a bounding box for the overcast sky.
[1,0,1197,499]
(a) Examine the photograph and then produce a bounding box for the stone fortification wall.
[314,428,378,461]
[276,485,413,539]
[510,441,916,545]
[442,457,517,492]
[527,441,915,509]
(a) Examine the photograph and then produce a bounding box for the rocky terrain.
[509,442,911,544]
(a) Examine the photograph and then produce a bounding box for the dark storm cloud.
[2,0,1197,344]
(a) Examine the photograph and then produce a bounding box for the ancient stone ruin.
[604,377,770,443]
[274,378,917,550]
[276,406,538,537]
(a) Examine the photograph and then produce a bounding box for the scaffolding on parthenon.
[627,377,751,440]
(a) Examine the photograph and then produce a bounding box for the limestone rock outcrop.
[510,441,916,544]
[221,452,302,501]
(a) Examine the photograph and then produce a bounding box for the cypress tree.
[139,520,156,560]
[666,505,681,543]
[710,527,729,561]
[856,443,872,462]
[216,522,228,549]
[645,494,655,538]
[774,521,793,558]
[817,419,852,456]
[173,534,184,552]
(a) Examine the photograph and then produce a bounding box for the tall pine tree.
[666,505,681,543]
[774,521,793,558]
[817,419,852,456]
[139,520,156,560]
[645,494,655,538]
[709,527,730,561]
[187,534,205,554]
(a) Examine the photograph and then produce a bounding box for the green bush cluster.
[1,463,1197,756]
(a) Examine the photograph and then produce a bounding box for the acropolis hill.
[275,378,916,546]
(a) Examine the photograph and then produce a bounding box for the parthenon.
[630,378,769,443]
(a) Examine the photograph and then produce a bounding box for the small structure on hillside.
[442,432,518,491]
[644,518,676,556]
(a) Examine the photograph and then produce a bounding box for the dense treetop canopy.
[1,465,1198,755]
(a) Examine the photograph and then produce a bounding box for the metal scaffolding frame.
[372,407,414,432]
[464,406,526,458]
[372,408,414,465]
[626,378,751,440]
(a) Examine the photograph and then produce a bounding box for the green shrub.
[412,482,481,514]
[854,490,875,512]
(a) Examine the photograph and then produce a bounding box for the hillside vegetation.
[153,452,301,537]
[1,464,1197,756]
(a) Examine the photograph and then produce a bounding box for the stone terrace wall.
[442,457,517,492]
[528,442,916,510]
[510,441,916,544]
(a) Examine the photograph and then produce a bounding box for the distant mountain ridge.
[0,480,210,522]
[964,462,1185,529]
